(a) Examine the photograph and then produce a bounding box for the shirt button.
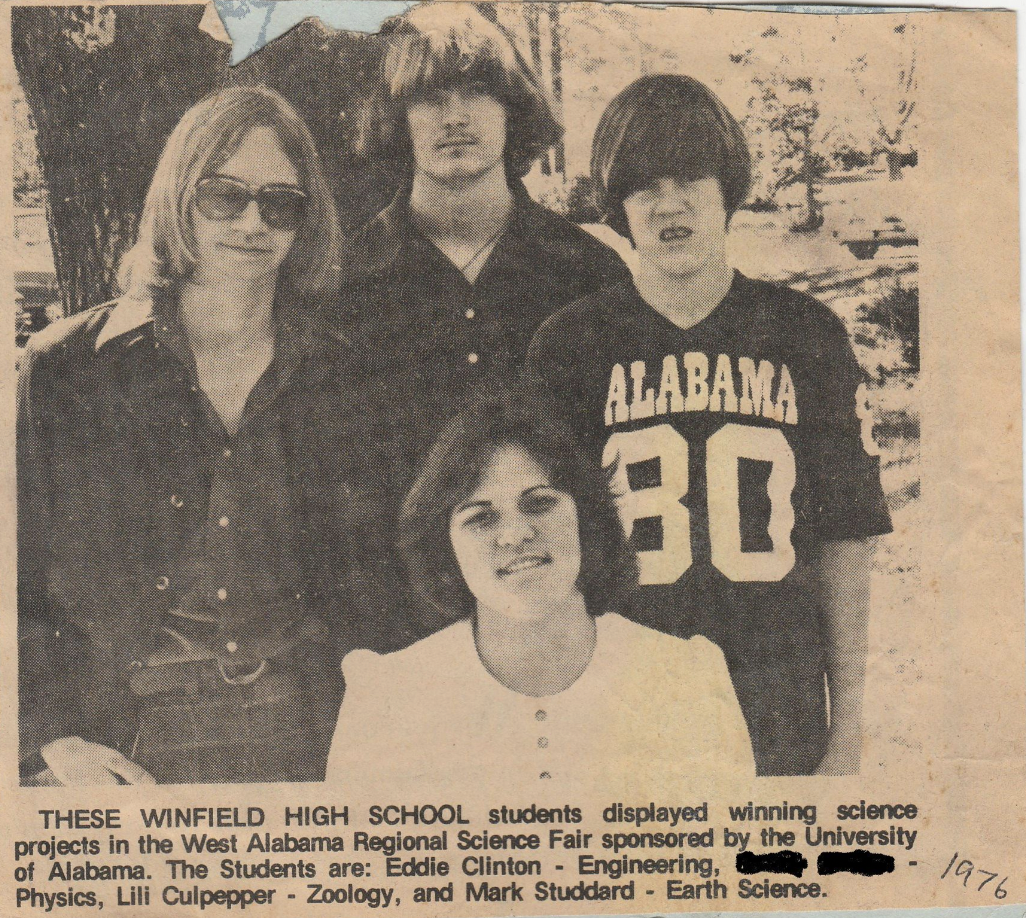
[465,308,475,319]
[538,737,549,748]
[467,353,479,364]
[170,494,184,508]
[218,516,229,528]
[223,448,232,459]
[155,576,169,591]
[536,710,547,721]
[217,588,228,601]
[225,641,238,653]
[539,771,551,780]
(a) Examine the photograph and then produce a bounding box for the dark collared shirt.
[334,187,631,647]
[18,297,360,761]
[338,186,630,488]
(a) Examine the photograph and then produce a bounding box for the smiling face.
[406,86,508,186]
[190,125,301,287]
[622,175,729,280]
[449,444,582,621]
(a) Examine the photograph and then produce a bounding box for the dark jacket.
[17,298,368,768]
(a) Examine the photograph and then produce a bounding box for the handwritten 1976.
[940,853,1008,899]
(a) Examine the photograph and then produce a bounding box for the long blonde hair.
[118,86,340,302]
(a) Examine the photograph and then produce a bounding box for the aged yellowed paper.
[0,1,1022,915]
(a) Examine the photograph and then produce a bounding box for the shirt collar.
[95,290,330,370]
[94,296,155,351]
[369,179,539,270]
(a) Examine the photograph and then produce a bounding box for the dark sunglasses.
[194,176,308,231]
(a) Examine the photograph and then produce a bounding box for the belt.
[131,616,325,694]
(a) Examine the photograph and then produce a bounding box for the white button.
[465,308,475,319]
[219,516,229,528]
[217,588,228,601]
[170,495,184,508]
[223,448,232,459]
[155,576,169,591]
[226,641,238,653]
[467,353,479,364]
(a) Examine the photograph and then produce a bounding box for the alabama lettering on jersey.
[525,273,893,775]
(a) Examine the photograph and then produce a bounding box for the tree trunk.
[525,4,551,176]
[795,128,823,232]
[886,148,904,181]
[548,3,565,177]
[12,6,226,315]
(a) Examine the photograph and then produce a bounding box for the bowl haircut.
[359,3,563,181]
[118,85,340,303]
[590,74,752,239]
[399,390,639,631]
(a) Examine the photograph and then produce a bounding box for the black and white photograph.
[3,1,1023,914]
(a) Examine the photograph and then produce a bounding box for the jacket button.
[539,771,551,780]
[537,737,549,748]
[155,576,169,590]
[226,640,238,653]
[536,709,547,721]
[170,495,184,508]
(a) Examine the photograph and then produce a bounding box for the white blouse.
[327,613,755,796]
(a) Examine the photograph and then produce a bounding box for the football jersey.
[525,273,892,775]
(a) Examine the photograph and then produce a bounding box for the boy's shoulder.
[532,280,641,349]
[732,273,849,337]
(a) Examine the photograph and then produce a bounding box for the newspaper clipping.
[1,0,1023,915]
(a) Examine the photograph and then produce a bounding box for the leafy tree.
[848,19,918,181]
[731,33,829,231]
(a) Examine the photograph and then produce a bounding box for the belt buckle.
[217,658,268,686]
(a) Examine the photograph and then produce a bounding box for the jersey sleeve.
[796,307,893,541]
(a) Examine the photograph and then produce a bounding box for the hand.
[40,736,156,786]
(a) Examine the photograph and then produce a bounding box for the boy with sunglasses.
[525,75,892,776]
[17,88,351,785]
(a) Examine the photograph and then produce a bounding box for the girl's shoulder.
[342,620,474,685]
[600,612,721,654]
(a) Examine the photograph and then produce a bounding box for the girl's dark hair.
[359,3,562,181]
[591,74,752,237]
[399,389,638,629]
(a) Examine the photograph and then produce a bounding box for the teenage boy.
[525,75,892,776]
[339,4,629,651]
